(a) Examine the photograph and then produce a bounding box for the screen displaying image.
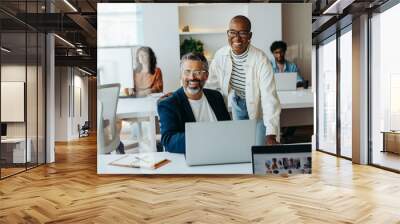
[253,152,312,175]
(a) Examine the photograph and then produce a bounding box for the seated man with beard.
[157,52,231,154]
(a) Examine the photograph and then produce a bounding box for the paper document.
[108,154,170,169]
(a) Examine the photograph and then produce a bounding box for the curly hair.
[270,41,287,53]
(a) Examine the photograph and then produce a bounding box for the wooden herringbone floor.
[1,135,400,224]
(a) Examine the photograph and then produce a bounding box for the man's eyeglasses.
[182,69,208,78]
[227,30,251,38]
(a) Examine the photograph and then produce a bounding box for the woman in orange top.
[125,46,163,97]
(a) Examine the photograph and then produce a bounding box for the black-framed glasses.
[182,69,208,78]
[227,30,251,38]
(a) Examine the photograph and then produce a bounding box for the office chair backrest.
[82,121,90,130]
[98,83,121,154]
[97,101,105,153]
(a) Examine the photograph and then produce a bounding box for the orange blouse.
[134,67,163,96]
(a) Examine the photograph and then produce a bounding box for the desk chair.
[98,84,121,154]
[78,121,90,138]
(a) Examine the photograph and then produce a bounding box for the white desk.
[278,88,314,127]
[226,88,313,127]
[1,138,31,163]
[277,88,313,109]
[227,88,313,110]
[98,152,252,174]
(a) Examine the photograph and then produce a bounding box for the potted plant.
[180,37,204,57]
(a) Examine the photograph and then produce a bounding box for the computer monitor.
[1,123,7,137]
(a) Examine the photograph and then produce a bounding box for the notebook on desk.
[108,154,170,169]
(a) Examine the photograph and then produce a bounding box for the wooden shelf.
[179,30,226,35]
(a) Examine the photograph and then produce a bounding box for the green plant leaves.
[180,37,204,57]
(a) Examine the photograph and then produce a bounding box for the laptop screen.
[274,72,297,91]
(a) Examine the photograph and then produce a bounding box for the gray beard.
[185,86,201,95]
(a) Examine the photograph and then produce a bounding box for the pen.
[134,156,149,163]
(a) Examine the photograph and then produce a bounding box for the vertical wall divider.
[68,69,71,118]
[315,45,320,151]
[73,68,75,118]
[367,10,373,165]
[0,23,2,179]
[25,0,28,171]
[59,67,62,117]
[36,0,39,167]
[336,28,341,157]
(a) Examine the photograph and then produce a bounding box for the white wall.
[178,4,246,32]
[248,3,282,61]
[282,3,312,82]
[55,67,69,141]
[141,3,180,92]
[55,67,89,141]
[72,73,89,138]
[178,4,247,60]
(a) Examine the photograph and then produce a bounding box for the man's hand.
[265,135,278,145]
[160,92,173,99]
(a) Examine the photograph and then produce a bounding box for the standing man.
[206,15,281,145]
[270,40,304,83]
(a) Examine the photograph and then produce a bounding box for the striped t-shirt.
[230,48,249,98]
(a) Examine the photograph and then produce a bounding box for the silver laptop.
[185,119,263,166]
[275,72,297,91]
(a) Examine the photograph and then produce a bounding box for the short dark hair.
[135,46,157,75]
[180,52,208,71]
[270,41,287,53]
[231,15,251,31]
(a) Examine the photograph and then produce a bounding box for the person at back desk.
[124,46,163,97]
[157,52,231,154]
[270,41,304,83]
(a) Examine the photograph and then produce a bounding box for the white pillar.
[352,14,369,164]
[46,32,55,163]
[45,0,56,163]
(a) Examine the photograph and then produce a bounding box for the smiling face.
[228,18,252,55]
[181,60,208,100]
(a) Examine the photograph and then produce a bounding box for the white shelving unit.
[179,30,226,35]
[178,3,282,61]
[178,4,247,60]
